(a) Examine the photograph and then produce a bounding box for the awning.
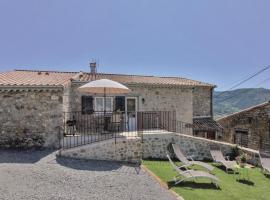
[193,117,223,132]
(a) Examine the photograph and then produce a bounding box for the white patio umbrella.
[78,79,131,132]
[78,79,131,114]
[78,79,131,95]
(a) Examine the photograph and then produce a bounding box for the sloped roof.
[218,101,270,121]
[193,117,223,131]
[77,73,214,87]
[0,70,75,87]
[0,69,215,88]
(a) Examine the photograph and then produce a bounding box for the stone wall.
[142,133,259,165]
[130,86,193,123]
[193,87,212,117]
[59,137,142,163]
[0,90,63,148]
[59,132,260,165]
[218,103,270,150]
[63,83,72,114]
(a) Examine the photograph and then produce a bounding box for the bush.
[229,145,240,160]
[0,131,45,149]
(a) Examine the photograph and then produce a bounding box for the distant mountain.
[213,88,270,119]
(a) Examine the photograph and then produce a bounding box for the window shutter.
[81,96,93,114]
[115,96,125,112]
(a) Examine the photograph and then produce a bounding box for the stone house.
[218,101,270,150]
[0,64,220,148]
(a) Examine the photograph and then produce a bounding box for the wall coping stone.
[143,132,259,155]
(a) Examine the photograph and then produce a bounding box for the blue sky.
[0,0,270,90]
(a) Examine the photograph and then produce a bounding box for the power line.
[220,73,254,90]
[215,76,270,104]
[215,65,270,98]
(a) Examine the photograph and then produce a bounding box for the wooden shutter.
[115,96,125,112]
[81,96,93,114]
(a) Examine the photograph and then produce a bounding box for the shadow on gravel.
[56,156,141,173]
[0,149,56,164]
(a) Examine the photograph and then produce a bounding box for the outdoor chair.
[172,144,214,172]
[210,148,237,173]
[109,113,123,133]
[166,154,220,187]
[65,116,77,136]
[259,150,270,174]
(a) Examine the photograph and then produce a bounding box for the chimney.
[90,62,97,74]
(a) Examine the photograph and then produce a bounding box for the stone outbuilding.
[193,116,223,140]
[0,64,218,148]
[218,101,270,150]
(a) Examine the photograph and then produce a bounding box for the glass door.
[126,97,137,131]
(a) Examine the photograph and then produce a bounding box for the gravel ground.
[0,150,177,200]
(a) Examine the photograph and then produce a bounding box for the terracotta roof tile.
[0,70,75,87]
[0,70,215,87]
[193,117,223,131]
[76,73,215,87]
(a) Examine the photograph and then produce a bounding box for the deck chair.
[259,150,270,174]
[210,148,237,173]
[167,154,220,187]
[172,144,214,172]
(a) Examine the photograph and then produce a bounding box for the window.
[235,130,248,148]
[94,97,113,112]
[81,96,93,114]
[95,97,104,112]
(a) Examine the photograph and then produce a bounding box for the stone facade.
[68,82,213,123]
[130,86,193,122]
[0,89,63,148]
[193,87,213,117]
[59,132,259,165]
[218,102,270,150]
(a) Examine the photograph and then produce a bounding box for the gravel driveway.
[0,150,177,200]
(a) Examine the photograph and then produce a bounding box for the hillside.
[213,88,270,119]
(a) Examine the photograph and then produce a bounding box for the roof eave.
[71,80,214,88]
[0,85,64,91]
[218,101,270,121]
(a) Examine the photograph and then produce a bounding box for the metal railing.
[61,111,178,149]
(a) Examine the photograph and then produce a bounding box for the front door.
[126,97,137,131]
[235,130,248,147]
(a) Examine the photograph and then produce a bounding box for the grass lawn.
[143,160,270,200]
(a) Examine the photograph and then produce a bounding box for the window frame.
[94,97,113,112]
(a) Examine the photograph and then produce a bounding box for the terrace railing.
[60,110,193,149]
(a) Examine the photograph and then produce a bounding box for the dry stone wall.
[0,90,63,148]
[59,137,142,163]
[60,132,259,165]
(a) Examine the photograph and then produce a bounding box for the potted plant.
[236,152,249,167]
[230,145,240,160]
